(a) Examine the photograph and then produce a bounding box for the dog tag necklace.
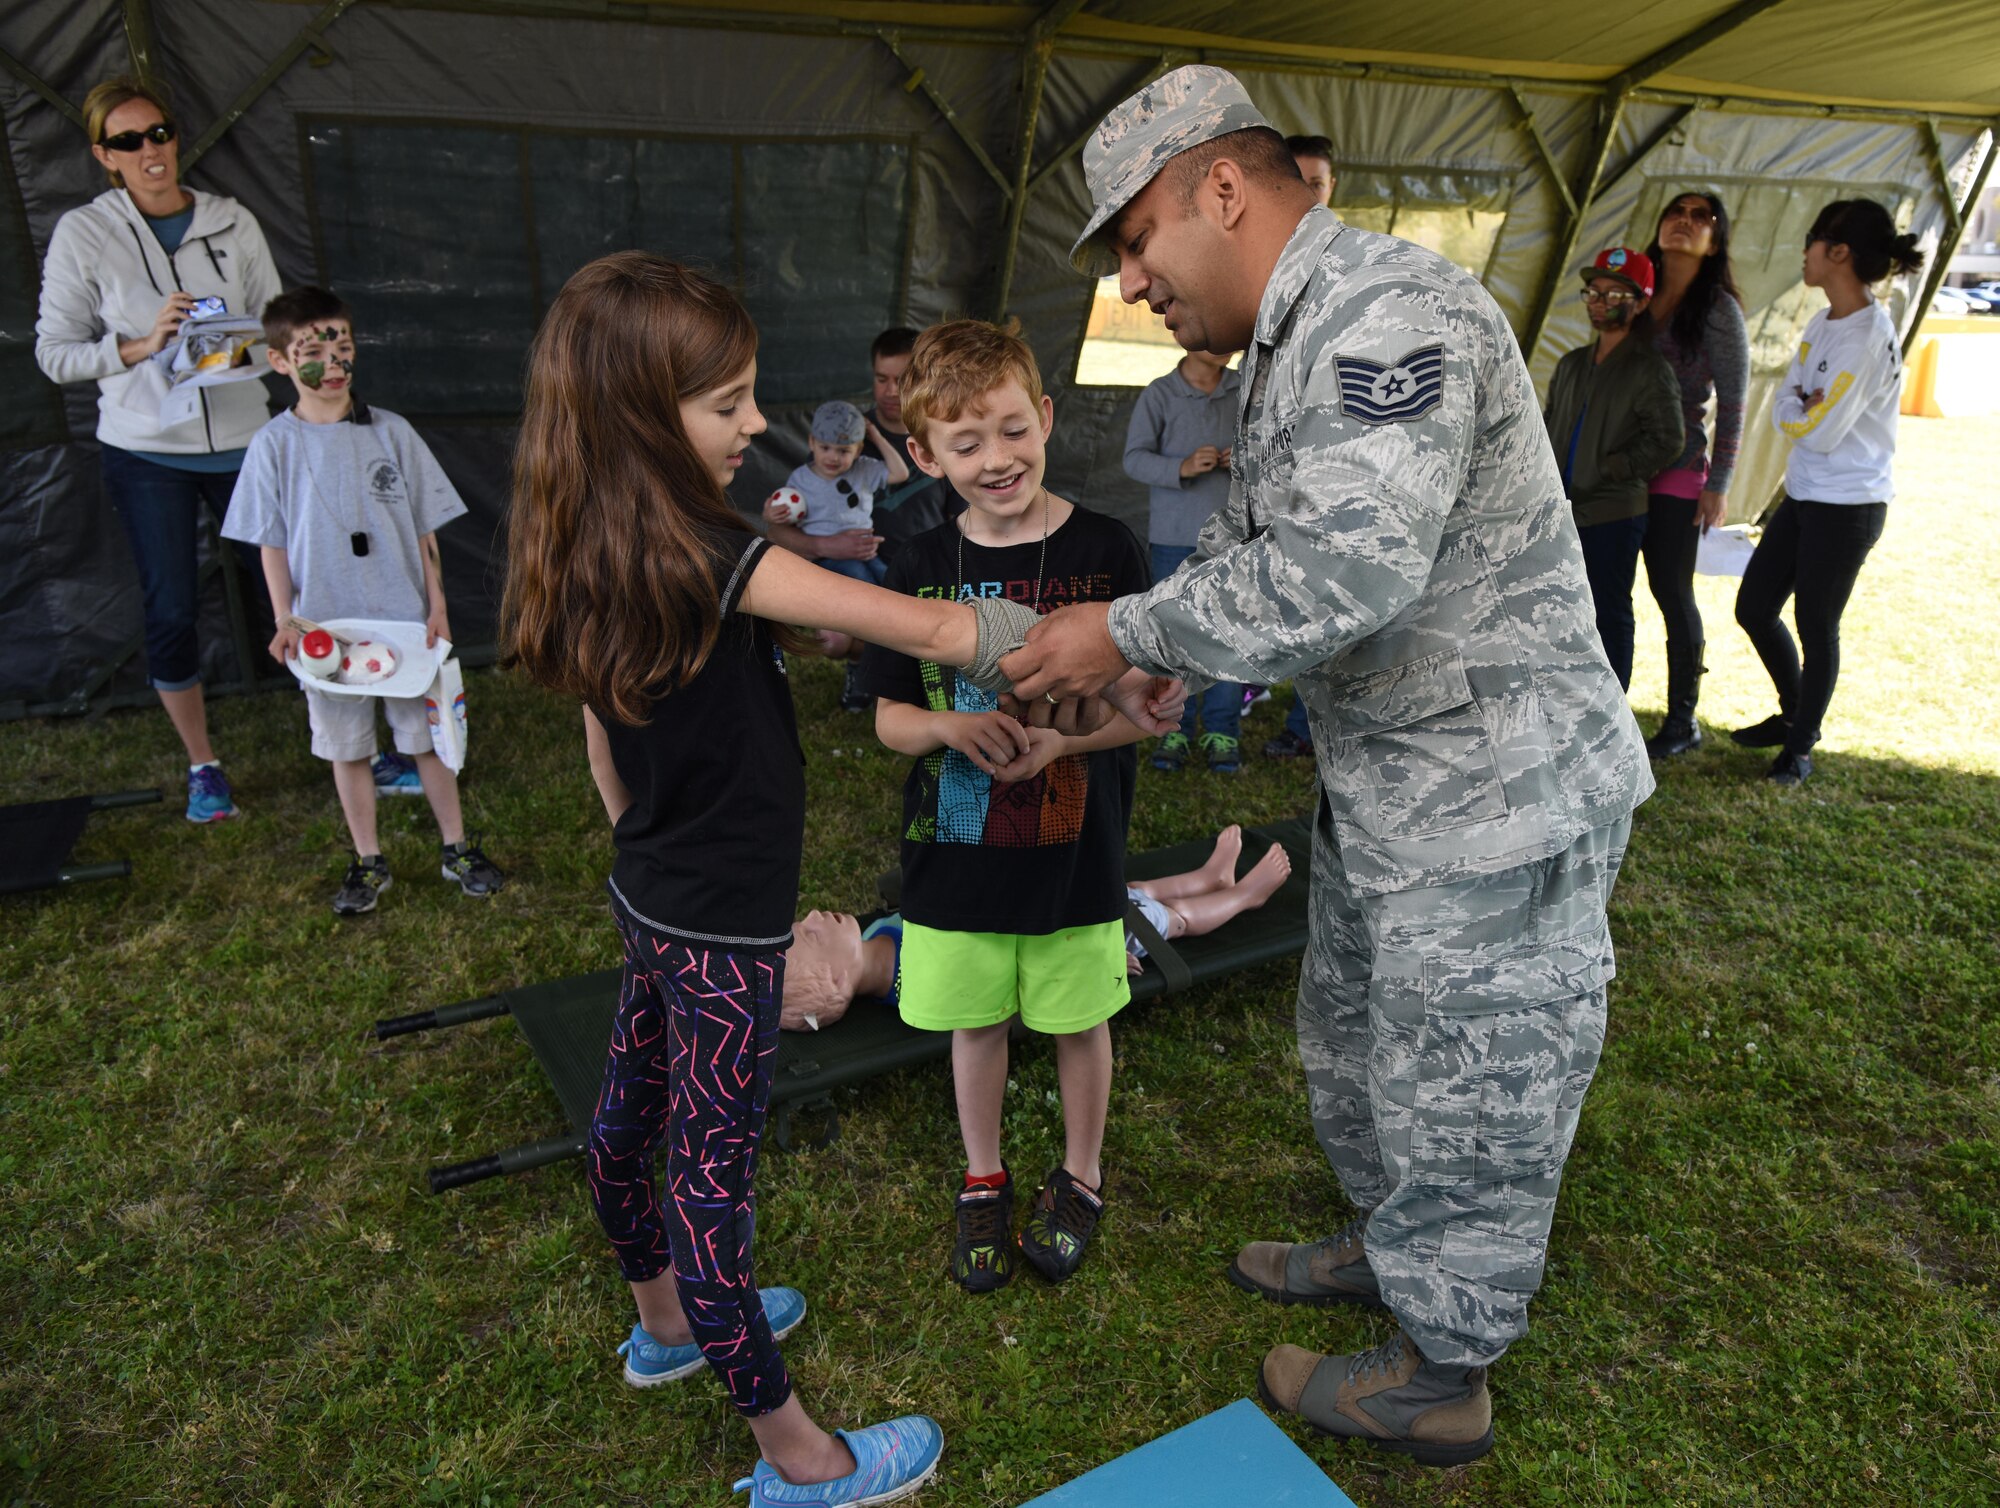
[297,415,369,556]
[956,484,1048,611]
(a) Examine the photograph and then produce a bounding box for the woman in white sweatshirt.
[35,77,281,823]
[1732,198,1924,787]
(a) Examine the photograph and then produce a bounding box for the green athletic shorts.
[899,920,1130,1035]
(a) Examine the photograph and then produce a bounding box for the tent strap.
[183,0,363,171]
[877,33,1014,200]
[0,45,84,128]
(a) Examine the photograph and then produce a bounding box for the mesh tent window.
[1331,165,1513,281]
[1071,162,1514,389]
[302,119,916,415]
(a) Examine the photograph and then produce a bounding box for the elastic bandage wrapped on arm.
[962,596,1042,693]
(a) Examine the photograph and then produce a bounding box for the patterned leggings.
[588,913,792,1416]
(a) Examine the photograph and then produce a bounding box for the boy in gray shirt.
[223,286,504,915]
[1122,348,1246,773]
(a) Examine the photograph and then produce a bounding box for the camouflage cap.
[1070,64,1274,277]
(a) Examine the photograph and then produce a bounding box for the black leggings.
[1642,493,1703,662]
[1734,495,1887,757]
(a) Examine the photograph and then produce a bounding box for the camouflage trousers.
[1297,802,1630,1368]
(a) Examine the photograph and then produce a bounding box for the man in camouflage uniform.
[999,65,1654,1466]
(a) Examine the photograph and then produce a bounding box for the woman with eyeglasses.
[1732,199,1922,787]
[35,77,281,824]
[1638,191,1749,759]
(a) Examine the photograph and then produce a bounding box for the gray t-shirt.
[223,403,467,621]
[787,455,889,537]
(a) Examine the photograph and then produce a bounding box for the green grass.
[3,417,1998,1506]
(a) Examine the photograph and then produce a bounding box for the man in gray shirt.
[1123,349,1246,771]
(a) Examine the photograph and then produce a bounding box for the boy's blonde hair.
[899,319,1044,446]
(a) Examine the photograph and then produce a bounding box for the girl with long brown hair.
[504,254,1171,1505]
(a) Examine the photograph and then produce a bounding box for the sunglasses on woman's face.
[1663,201,1716,227]
[100,121,176,153]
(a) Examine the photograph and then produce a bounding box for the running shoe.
[1150,732,1190,772]
[1261,728,1313,760]
[185,764,239,824]
[332,856,391,916]
[951,1176,1015,1293]
[733,1415,944,1507]
[618,1286,807,1387]
[372,750,424,797]
[441,838,506,898]
[1199,732,1242,774]
[1018,1167,1104,1284]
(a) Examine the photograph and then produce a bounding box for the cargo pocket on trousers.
[1409,930,1612,1187]
[1437,1221,1546,1297]
[1334,649,1506,839]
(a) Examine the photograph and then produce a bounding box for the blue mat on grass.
[1019,1398,1358,1507]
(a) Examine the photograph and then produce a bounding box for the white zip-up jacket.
[35,187,282,456]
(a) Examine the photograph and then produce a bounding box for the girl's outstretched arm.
[739,542,980,665]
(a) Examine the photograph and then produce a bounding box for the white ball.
[338,639,399,686]
[765,488,807,526]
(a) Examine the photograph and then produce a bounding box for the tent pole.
[181,0,362,171]
[993,0,1089,318]
[124,0,161,89]
[0,46,86,129]
[1026,52,1184,198]
[1903,125,1999,357]
[1520,91,1629,359]
[877,34,1015,199]
[1506,86,1576,220]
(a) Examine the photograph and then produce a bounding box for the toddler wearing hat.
[781,399,910,586]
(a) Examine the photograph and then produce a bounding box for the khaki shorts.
[305,685,433,764]
[898,920,1128,1035]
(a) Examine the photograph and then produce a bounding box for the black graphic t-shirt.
[860,505,1148,936]
[592,533,805,953]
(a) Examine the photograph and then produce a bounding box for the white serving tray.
[287,617,452,700]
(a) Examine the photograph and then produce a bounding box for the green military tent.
[3,0,1994,715]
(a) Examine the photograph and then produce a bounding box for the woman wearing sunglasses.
[34,77,281,824]
[1638,191,1749,759]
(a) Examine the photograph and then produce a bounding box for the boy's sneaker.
[1242,686,1272,709]
[1018,1167,1104,1284]
[371,750,424,797]
[441,839,506,897]
[840,662,873,713]
[332,856,391,916]
[733,1415,944,1508]
[1262,728,1313,760]
[1199,732,1242,774]
[618,1286,807,1387]
[185,764,239,824]
[950,1176,1016,1293]
[1151,732,1191,772]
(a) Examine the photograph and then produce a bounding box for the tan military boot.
[1227,1214,1386,1309]
[1259,1331,1493,1467]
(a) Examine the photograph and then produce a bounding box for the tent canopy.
[1,0,1994,714]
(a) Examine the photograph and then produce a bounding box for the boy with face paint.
[223,285,507,915]
[1540,248,1685,691]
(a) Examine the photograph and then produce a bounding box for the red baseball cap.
[1577,246,1656,298]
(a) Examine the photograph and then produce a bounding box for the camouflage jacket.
[1107,208,1654,895]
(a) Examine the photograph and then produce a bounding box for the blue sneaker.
[860,917,903,1006]
[733,1415,944,1507]
[185,764,239,824]
[372,750,424,797]
[617,1286,807,1388]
